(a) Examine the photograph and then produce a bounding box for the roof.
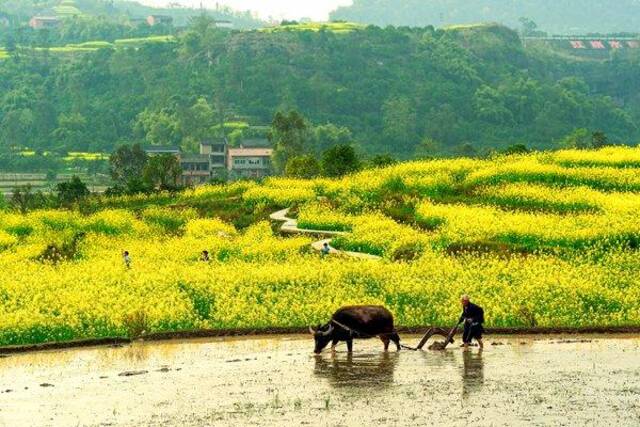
[228,148,273,157]
[240,138,271,148]
[149,15,173,19]
[181,154,210,162]
[144,145,180,153]
[201,138,228,146]
[31,16,60,21]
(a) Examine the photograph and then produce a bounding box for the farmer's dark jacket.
[459,302,485,324]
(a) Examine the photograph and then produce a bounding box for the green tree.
[285,155,321,178]
[369,154,397,168]
[109,144,149,190]
[455,143,478,158]
[382,97,418,153]
[312,123,353,153]
[135,109,182,147]
[51,113,88,151]
[321,145,360,177]
[143,154,182,191]
[592,131,609,149]
[269,111,309,173]
[415,137,443,158]
[56,175,90,207]
[559,128,592,149]
[1,109,34,146]
[519,17,538,36]
[10,185,46,214]
[502,144,530,155]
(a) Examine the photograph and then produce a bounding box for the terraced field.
[261,22,365,33]
[1,147,640,347]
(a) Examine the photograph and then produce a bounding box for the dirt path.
[270,208,381,260]
[1,334,639,427]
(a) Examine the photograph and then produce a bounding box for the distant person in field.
[321,242,331,257]
[201,250,210,262]
[459,295,484,350]
[123,251,131,269]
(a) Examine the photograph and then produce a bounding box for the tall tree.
[269,111,309,173]
[109,144,149,189]
[56,175,90,207]
[143,154,182,191]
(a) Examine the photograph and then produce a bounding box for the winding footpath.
[269,208,381,260]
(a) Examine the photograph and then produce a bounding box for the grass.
[261,22,365,34]
[53,5,82,16]
[443,23,498,31]
[114,35,175,47]
[29,36,175,55]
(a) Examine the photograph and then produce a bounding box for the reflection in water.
[314,352,399,389]
[0,350,74,371]
[461,350,484,399]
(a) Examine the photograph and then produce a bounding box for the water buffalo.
[309,305,401,354]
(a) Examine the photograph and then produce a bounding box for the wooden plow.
[401,326,458,351]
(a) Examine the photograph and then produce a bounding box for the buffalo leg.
[331,338,339,352]
[346,339,353,353]
[390,332,401,351]
[381,336,390,351]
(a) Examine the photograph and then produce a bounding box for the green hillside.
[0,20,639,166]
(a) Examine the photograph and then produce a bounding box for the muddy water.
[1,335,639,426]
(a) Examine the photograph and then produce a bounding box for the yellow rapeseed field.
[1,147,640,346]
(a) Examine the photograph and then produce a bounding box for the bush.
[321,144,360,177]
[285,155,321,178]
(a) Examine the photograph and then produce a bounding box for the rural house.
[147,15,173,26]
[29,16,60,29]
[214,20,234,29]
[199,139,228,179]
[180,154,211,185]
[227,148,273,179]
[144,140,273,185]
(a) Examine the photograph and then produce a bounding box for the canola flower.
[548,146,640,168]
[2,146,640,347]
[415,200,640,250]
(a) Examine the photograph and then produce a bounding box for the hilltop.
[330,0,640,34]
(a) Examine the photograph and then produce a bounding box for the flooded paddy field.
[1,334,639,426]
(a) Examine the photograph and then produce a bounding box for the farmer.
[123,251,131,269]
[321,242,331,257]
[459,295,484,350]
[201,250,210,262]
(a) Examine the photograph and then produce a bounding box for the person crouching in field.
[123,251,131,269]
[201,250,210,262]
[459,295,484,350]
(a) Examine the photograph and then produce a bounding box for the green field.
[28,35,176,55]
[261,21,365,34]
